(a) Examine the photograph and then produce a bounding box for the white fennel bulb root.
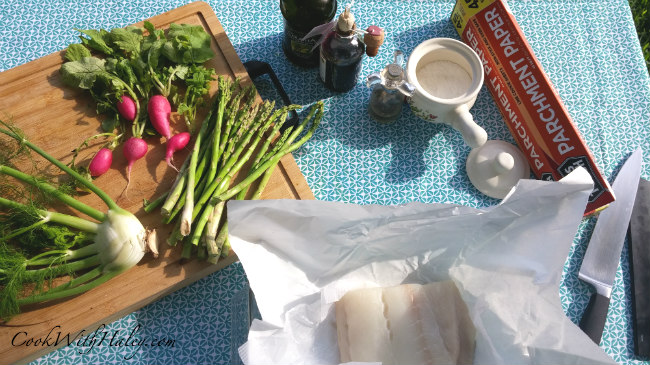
[95,208,147,273]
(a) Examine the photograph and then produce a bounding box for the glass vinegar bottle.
[319,5,365,92]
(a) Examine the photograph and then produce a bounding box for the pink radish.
[116,95,137,122]
[166,132,191,171]
[122,137,148,190]
[88,148,113,177]
[148,95,172,139]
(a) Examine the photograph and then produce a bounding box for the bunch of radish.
[60,21,216,193]
[85,94,191,190]
[70,92,191,197]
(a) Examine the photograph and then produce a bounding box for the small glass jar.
[366,50,414,124]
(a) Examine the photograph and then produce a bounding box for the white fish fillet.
[421,281,476,365]
[335,281,476,365]
[335,287,393,363]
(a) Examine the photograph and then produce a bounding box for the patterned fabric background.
[1,0,649,364]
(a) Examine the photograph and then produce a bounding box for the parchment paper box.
[450,0,614,215]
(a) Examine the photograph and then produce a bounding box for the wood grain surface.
[0,2,314,364]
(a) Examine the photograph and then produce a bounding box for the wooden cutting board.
[0,2,314,364]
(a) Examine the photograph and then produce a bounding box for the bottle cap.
[466,140,530,199]
[366,50,415,96]
[387,64,402,79]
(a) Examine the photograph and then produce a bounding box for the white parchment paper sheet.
[228,168,615,365]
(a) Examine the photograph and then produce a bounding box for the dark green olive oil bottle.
[280,0,338,67]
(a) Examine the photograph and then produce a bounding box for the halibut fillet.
[335,281,475,365]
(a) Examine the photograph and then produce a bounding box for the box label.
[451,0,614,214]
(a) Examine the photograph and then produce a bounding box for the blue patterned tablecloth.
[1,0,650,364]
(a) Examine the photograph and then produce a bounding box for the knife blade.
[629,178,650,357]
[578,148,643,344]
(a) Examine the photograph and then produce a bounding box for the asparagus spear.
[218,101,324,201]
[206,76,231,182]
[179,99,216,236]
[152,75,324,261]
[198,102,323,251]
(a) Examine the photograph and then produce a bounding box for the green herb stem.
[18,270,118,306]
[0,219,48,243]
[0,197,100,233]
[143,193,168,213]
[26,243,99,267]
[0,165,106,221]
[45,211,100,233]
[45,267,103,294]
[24,255,100,278]
[26,243,98,265]
[0,124,119,210]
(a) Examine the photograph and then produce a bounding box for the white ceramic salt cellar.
[466,140,530,199]
[406,38,487,148]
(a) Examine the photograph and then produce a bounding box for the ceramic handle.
[448,105,488,148]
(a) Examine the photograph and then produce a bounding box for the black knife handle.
[242,60,299,131]
[579,292,611,344]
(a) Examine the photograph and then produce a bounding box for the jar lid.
[466,140,530,199]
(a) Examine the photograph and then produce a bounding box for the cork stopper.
[337,4,356,33]
[364,25,384,57]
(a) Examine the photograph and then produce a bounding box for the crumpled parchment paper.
[228,168,615,365]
